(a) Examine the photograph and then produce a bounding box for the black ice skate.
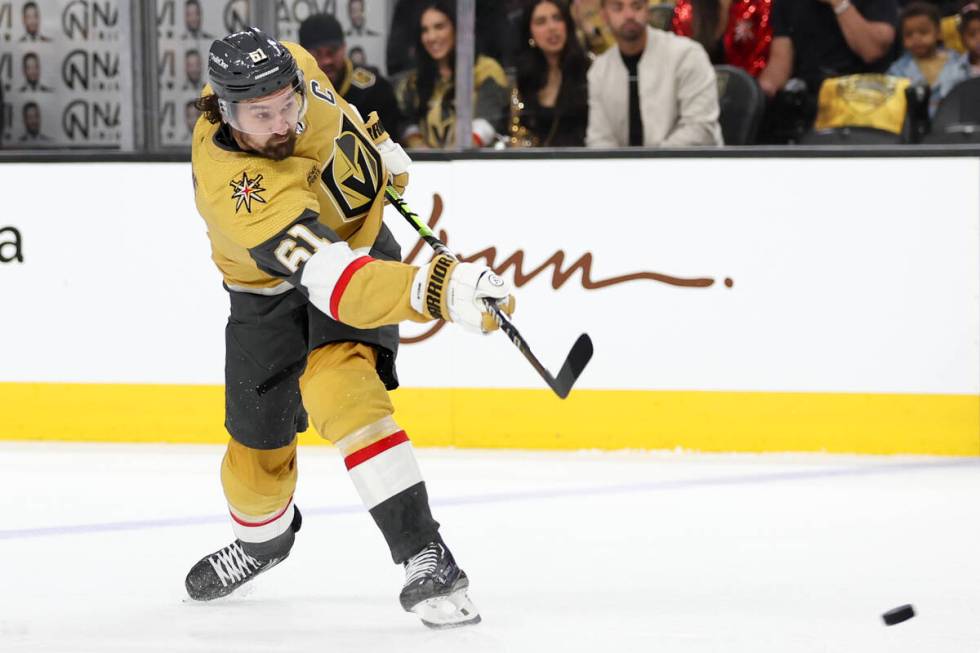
[399,541,481,629]
[185,506,301,601]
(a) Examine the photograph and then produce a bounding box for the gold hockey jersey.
[191,42,427,329]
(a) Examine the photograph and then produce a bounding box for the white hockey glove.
[366,111,410,195]
[411,255,516,334]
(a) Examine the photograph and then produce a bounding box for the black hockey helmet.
[207,27,301,101]
[207,27,307,134]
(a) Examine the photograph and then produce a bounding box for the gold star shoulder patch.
[229,171,268,213]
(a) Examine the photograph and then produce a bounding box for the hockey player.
[185,27,514,629]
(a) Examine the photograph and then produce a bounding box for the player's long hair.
[194,94,223,124]
[414,0,457,123]
[516,0,589,109]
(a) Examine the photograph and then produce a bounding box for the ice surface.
[1,442,979,652]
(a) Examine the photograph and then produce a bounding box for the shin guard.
[337,417,440,563]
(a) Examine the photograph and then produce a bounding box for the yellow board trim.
[0,383,977,455]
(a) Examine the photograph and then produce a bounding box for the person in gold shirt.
[184,27,514,629]
[396,1,510,148]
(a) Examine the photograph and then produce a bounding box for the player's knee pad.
[334,414,406,460]
[335,416,423,509]
[334,415,440,563]
[300,341,394,442]
[221,438,298,518]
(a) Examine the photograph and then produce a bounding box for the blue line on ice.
[1,458,975,541]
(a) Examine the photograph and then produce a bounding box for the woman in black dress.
[509,0,590,147]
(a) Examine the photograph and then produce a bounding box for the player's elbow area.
[297,242,377,323]
[328,256,375,321]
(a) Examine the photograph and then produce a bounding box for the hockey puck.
[882,604,915,626]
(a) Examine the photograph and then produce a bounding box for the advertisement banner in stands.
[0,0,134,150]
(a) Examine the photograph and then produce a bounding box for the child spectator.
[887,2,968,113]
[959,4,980,76]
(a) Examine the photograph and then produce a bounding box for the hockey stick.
[385,186,593,399]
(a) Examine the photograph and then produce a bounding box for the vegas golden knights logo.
[322,115,383,221]
[426,114,454,148]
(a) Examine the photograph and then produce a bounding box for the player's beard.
[259,130,297,161]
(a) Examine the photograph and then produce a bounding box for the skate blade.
[411,587,482,630]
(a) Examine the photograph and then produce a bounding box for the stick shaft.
[385,187,452,258]
[385,186,576,396]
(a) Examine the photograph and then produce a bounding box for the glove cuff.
[411,255,458,321]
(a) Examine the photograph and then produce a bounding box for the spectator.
[672,0,773,76]
[510,0,590,147]
[758,0,898,99]
[299,13,404,139]
[346,0,380,36]
[20,53,51,93]
[961,4,980,76]
[887,2,968,114]
[386,1,511,75]
[586,0,723,147]
[20,102,48,143]
[396,1,510,148]
[20,2,50,42]
[182,0,212,40]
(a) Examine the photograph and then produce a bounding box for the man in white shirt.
[586,0,723,147]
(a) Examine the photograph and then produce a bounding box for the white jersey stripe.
[347,440,424,510]
[299,240,362,319]
[229,499,295,544]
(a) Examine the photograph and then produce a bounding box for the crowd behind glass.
[3,0,980,151]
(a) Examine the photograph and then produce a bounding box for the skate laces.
[207,541,263,587]
[404,542,444,585]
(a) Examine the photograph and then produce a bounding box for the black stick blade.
[551,334,593,399]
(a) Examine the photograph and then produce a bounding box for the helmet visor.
[220,76,307,136]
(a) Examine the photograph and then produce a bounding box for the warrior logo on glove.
[424,256,453,319]
[411,255,516,334]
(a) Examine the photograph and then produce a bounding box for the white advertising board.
[1,157,978,395]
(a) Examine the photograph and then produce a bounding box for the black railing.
[2,144,980,164]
